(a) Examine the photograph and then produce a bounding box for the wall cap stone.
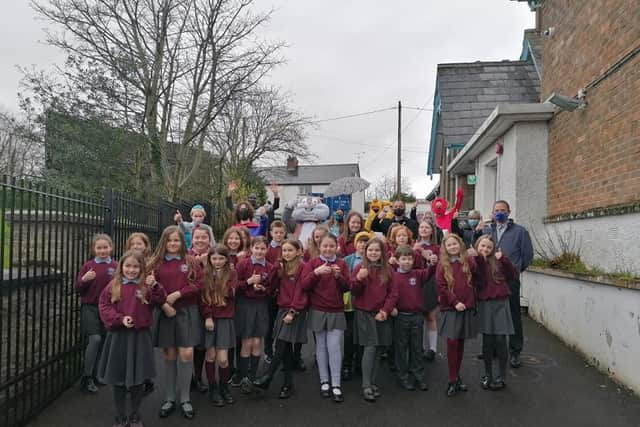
[527,266,640,291]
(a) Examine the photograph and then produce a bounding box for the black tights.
[266,339,294,385]
[113,385,143,418]
[482,334,508,379]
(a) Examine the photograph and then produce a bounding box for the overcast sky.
[0,1,534,198]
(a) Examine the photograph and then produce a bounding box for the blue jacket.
[482,220,533,273]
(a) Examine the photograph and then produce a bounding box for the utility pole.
[396,100,402,197]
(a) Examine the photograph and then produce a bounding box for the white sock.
[428,330,438,352]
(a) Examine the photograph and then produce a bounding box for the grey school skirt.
[153,305,202,348]
[308,310,346,332]
[439,310,480,340]
[273,308,308,344]
[353,310,393,347]
[81,304,105,336]
[478,299,514,335]
[203,318,236,349]
[97,329,156,387]
[235,297,270,339]
[422,277,439,313]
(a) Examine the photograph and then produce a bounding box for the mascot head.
[431,197,448,216]
[369,199,382,213]
[291,196,330,223]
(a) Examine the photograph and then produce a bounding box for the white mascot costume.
[289,196,330,249]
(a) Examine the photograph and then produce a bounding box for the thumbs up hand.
[495,248,503,260]
[174,210,183,223]
[145,271,156,286]
[82,268,96,282]
[356,267,369,281]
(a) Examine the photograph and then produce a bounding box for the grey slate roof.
[437,60,540,147]
[257,163,360,185]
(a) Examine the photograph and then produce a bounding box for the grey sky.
[0,1,534,197]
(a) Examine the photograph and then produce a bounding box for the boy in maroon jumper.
[77,234,117,394]
[265,221,287,362]
[234,236,275,392]
[392,245,435,391]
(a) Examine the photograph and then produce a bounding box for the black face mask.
[238,208,250,220]
[393,208,405,217]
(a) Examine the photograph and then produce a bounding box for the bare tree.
[207,87,312,195]
[0,110,43,177]
[367,175,414,200]
[27,0,283,200]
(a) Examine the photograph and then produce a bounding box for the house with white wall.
[258,157,365,215]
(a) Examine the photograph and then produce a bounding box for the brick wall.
[542,0,640,216]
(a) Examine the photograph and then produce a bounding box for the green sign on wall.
[467,175,477,185]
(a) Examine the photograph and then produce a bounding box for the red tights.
[446,338,465,382]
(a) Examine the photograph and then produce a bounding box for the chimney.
[286,156,298,175]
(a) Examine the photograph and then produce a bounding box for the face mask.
[467,219,479,227]
[238,208,250,220]
[494,212,509,223]
[334,214,343,222]
[393,208,405,217]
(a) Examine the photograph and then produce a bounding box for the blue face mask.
[494,211,509,223]
[334,214,343,222]
[467,219,479,227]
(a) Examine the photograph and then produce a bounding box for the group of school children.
[76,204,518,427]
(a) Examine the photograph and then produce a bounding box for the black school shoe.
[180,401,195,419]
[510,353,522,368]
[158,400,176,418]
[398,377,416,391]
[341,366,353,381]
[446,382,457,397]
[142,380,155,395]
[424,349,436,362]
[279,385,293,399]
[480,375,491,390]
[362,387,376,402]
[320,382,331,398]
[332,386,344,403]
[416,380,429,391]
[219,382,235,404]
[455,378,468,392]
[80,376,98,394]
[490,377,506,391]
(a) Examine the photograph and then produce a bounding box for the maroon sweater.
[337,235,356,257]
[99,281,167,330]
[200,271,237,319]
[476,256,517,301]
[235,257,275,300]
[153,257,203,309]
[301,257,350,313]
[436,256,485,311]
[273,262,308,311]
[351,264,398,314]
[394,267,435,313]
[76,258,118,305]
[266,243,283,265]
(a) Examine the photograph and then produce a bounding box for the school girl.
[474,235,517,390]
[337,211,364,257]
[301,234,350,403]
[77,234,117,394]
[350,238,398,402]
[199,244,237,406]
[97,251,166,427]
[221,227,248,269]
[414,219,441,361]
[149,226,203,419]
[253,239,308,399]
[386,225,413,267]
[303,225,330,262]
[188,224,215,394]
[436,234,485,397]
[234,236,275,393]
[125,232,155,395]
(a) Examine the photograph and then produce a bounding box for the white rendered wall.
[523,270,640,394]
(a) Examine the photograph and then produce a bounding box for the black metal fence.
[0,176,209,427]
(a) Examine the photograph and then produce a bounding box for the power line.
[311,107,396,123]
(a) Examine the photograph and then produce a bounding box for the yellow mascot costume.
[364,198,393,231]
